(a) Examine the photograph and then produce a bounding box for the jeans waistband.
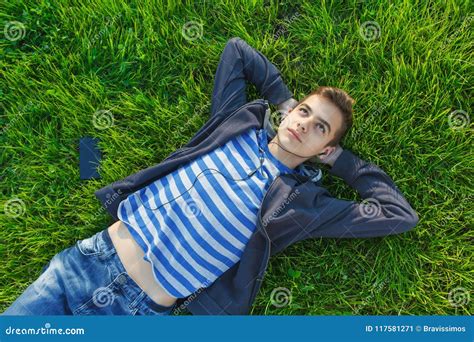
[99,226,176,313]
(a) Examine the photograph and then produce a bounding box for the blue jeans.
[2,228,177,315]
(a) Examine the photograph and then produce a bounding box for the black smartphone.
[79,136,102,180]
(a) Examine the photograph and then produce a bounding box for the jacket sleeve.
[306,149,419,238]
[210,37,293,119]
[232,37,292,105]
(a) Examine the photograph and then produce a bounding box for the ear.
[316,145,336,162]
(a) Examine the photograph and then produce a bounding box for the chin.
[276,131,292,145]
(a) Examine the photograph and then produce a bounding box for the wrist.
[277,97,298,111]
[328,147,344,167]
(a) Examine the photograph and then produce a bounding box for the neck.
[267,135,303,170]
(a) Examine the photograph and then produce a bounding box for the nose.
[297,122,306,133]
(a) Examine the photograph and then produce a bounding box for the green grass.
[1,0,472,315]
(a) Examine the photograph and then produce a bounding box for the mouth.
[287,128,302,143]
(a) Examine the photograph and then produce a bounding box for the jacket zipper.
[157,99,273,310]
[192,99,273,310]
[248,175,279,306]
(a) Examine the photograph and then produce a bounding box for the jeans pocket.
[76,232,102,256]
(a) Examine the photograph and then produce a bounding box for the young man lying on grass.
[2,37,419,316]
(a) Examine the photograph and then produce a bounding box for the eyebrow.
[300,103,332,134]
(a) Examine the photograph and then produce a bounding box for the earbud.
[135,131,268,212]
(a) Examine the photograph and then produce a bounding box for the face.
[276,94,343,161]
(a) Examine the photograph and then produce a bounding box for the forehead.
[301,94,343,135]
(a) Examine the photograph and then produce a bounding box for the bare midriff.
[107,220,178,307]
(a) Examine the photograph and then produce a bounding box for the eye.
[315,123,325,133]
[299,107,308,115]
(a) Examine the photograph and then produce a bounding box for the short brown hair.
[297,86,355,147]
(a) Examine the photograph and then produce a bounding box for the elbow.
[408,211,419,231]
[228,36,243,46]
[397,210,419,234]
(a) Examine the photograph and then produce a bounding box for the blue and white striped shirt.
[117,127,302,298]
